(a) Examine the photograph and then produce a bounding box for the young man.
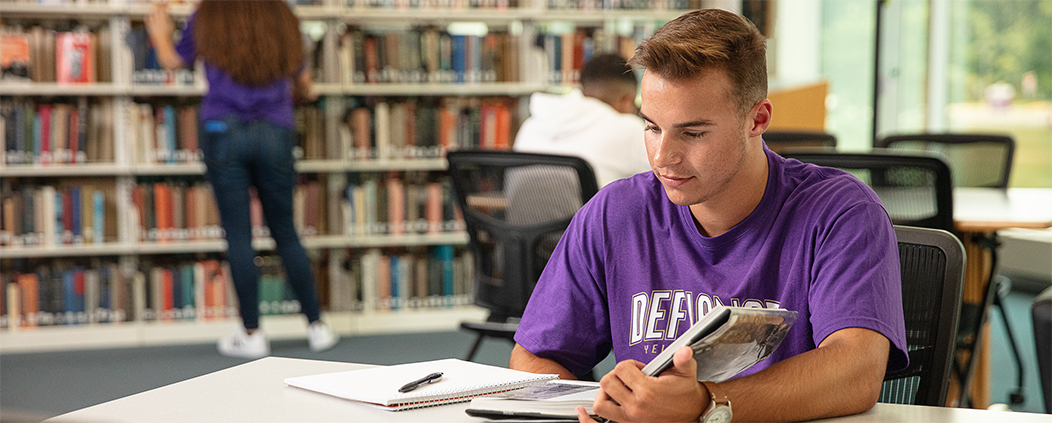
[509,9,908,423]
[513,54,652,187]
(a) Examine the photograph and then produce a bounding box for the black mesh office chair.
[880,225,964,406]
[878,133,1015,189]
[446,151,599,364]
[762,131,837,154]
[880,133,1025,405]
[782,150,954,231]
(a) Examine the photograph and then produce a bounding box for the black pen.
[398,372,443,393]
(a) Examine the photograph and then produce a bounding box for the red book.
[386,177,405,236]
[425,182,443,234]
[495,102,511,150]
[179,106,199,158]
[62,188,73,243]
[18,274,39,327]
[38,105,52,163]
[201,260,222,319]
[1,33,31,80]
[439,106,456,151]
[153,183,172,242]
[211,267,227,318]
[363,36,379,83]
[56,32,94,83]
[351,108,371,158]
[573,30,585,83]
[184,188,198,239]
[162,269,174,320]
[74,269,86,298]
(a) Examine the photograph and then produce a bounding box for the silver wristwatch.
[699,381,733,423]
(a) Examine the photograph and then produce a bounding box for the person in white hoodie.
[513,54,652,187]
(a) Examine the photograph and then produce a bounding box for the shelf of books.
[1,0,694,352]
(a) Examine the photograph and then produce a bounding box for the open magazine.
[465,306,798,420]
[642,305,798,381]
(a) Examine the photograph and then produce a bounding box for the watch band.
[699,381,732,423]
[701,381,729,406]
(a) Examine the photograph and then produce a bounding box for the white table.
[46,357,1052,423]
[953,188,1052,232]
[950,188,1052,408]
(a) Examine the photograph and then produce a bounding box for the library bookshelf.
[0,0,703,353]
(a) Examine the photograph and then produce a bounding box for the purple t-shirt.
[176,15,295,128]
[514,146,909,377]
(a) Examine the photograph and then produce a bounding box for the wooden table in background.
[949,188,1052,408]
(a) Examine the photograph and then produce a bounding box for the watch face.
[707,407,732,423]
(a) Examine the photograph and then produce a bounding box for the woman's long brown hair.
[194,0,304,87]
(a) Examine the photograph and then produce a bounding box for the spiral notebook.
[283,358,559,411]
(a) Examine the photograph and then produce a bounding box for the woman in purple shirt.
[146,0,337,358]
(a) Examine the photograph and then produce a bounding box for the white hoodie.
[513,89,652,187]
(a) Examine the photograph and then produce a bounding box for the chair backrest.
[878,133,1015,188]
[762,131,837,154]
[782,150,955,232]
[446,151,599,319]
[880,225,965,406]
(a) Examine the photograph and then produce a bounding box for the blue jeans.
[202,117,321,330]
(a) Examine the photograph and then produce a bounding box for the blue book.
[93,190,104,243]
[389,256,400,310]
[182,264,195,314]
[99,265,111,311]
[33,113,41,160]
[70,186,81,242]
[145,44,159,70]
[583,39,595,65]
[544,34,557,84]
[63,270,85,317]
[63,270,76,320]
[163,106,176,163]
[21,104,32,163]
[451,35,466,84]
[171,266,183,310]
[434,245,455,299]
[552,35,562,84]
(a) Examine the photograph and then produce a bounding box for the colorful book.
[56,31,95,84]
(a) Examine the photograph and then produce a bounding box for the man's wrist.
[697,381,713,418]
[699,381,733,423]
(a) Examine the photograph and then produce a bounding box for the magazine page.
[642,306,797,382]
[691,308,797,382]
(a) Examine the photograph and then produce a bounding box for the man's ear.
[618,93,637,114]
[748,99,773,137]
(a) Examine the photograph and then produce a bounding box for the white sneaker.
[308,321,339,352]
[218,327,270,359]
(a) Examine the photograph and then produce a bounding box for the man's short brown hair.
[628,9,767,115]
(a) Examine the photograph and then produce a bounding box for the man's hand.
[142,1,185,71]
[144,2,174,44]
[589,346,707,422]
